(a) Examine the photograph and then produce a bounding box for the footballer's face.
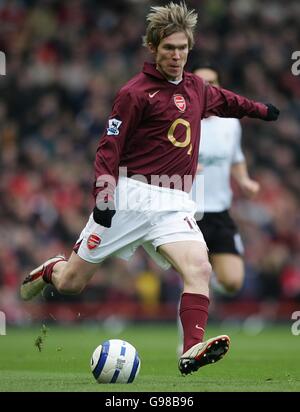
[194,68,219,86]
[149,32,189,81]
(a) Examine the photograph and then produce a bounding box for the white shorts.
[75,177,206,269]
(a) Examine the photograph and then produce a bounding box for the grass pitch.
[0,322,299,392]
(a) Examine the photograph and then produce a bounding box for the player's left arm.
[203,83,279,121]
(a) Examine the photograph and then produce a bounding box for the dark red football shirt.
[94,62,267,196]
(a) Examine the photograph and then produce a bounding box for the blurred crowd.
[0,0,300,321]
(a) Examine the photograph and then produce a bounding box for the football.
[90,339,141,383]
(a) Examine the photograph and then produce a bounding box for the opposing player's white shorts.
[75,177,206,269]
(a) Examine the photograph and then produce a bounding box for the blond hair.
[143,2,198,50]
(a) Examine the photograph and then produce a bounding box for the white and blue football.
[91,339,141,383]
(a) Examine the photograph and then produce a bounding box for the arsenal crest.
[174,94,186,112]
[87,234,101,250]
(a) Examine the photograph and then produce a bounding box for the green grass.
[0,323,299,392]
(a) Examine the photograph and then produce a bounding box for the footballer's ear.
[147,43,157,55]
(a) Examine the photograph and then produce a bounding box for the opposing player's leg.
[20,252,98,300]
[196,211,245,295]
[158,241,230,375]
[210,253,244,294]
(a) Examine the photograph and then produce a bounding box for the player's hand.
[239,178,260,199]
[93,201,116,228]
[264,103,280,121]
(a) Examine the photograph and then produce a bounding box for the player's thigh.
[210,253,244,286]
[158,241,210,276]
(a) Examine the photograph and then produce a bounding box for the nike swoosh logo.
[195,325,204,331]
[149,90,160,98]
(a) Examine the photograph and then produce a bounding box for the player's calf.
[55,273,87,295]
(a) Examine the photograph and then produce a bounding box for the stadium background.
[0,0,299,329]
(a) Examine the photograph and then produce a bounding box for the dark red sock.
[42,259,65,284]
[179,292,209,353]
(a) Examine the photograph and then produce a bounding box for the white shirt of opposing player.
[194,116,245,214]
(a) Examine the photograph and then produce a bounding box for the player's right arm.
[93,89,143,227]
[230,120,260,198]
[231,161,260,199]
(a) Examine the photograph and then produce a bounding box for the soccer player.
[192,62,260,295]
[20,2,279,375]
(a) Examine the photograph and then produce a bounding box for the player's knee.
[220,272,244,294]
[189,258,212,283]
[223,278,243,294]
[56,272,85,295]
[198,259,212,281]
